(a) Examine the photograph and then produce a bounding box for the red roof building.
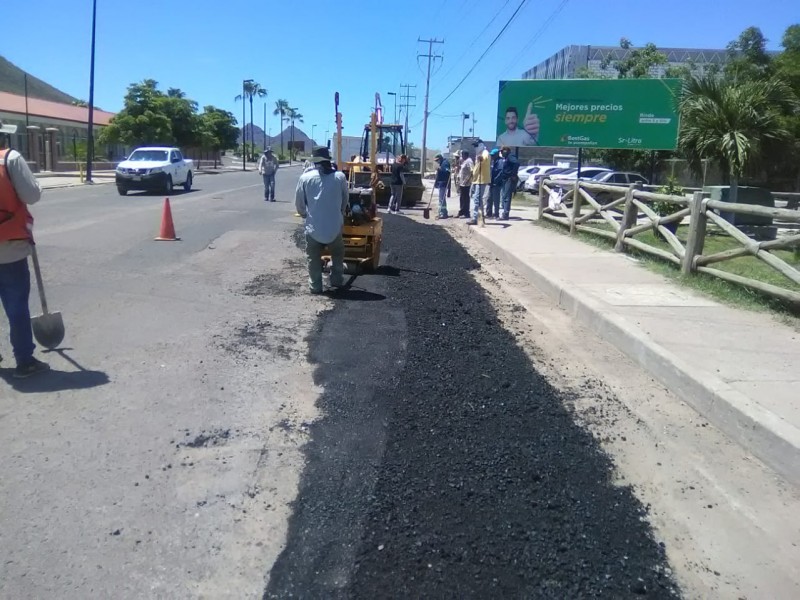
[0,91,116,171]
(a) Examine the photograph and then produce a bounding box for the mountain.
[238,125,315,150]
[0,55,78,104]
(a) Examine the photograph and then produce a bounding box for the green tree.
[725,26,773,82]
[160,88,200,148]
[273,99,290,153]
[679,75,798,202]
[287,107,303,156]
[600,38,668,79]
[235,81,267,160]
[771,24,800,189]
[197,106,239,166]
[99,80,173,146]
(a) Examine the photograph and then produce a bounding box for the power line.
[500,0,571,78]
[415,0,530,126]
[434,0,513,87]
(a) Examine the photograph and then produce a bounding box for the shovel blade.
[32,312,65,349]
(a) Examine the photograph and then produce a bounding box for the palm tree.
[679,75,797,203]
[235,81,268,159]
[287,107,304,159]
[273,99,291,154]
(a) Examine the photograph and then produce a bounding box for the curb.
[468,226,800,487]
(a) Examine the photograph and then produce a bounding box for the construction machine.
[320,92,383,274]
[336,94,424,208]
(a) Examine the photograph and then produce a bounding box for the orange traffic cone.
[155,198,180,241]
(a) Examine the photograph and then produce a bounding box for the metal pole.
[24,74,29,128]
[576,147,583,176]
[242,80,246,171]
[263,102,267,150]
[85,0,97,183]
[418,37,443,177]
[461,113,467,140]
[311,124,317,149]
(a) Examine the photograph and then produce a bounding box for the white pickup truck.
[115,147,193,196]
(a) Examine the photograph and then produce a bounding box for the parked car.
[549,166,611,182]
[516,165,540,189]
[116,147,194,196]
[590,171,649,186]
[588,171,650,202]
[523,165,568,192]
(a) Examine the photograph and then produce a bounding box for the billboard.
[496,79,681,150]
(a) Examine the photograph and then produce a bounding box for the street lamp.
[85,0,97,183]
[311,124,317,150]
[242,78,253,171]
[387,92,397,123]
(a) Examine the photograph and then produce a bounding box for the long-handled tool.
[423,183,435,219]
[30,246,64,349]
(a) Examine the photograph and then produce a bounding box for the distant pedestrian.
[433,153,451,219]
[487,148,502,218]
[258,147,279,202]
[295,147,348,294]
[499,146,519,220]
[468,140,491,225]
[0,121,49,377]
[457,150,473,218]
[388,154,408,214]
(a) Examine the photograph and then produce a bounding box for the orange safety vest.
[0,149,34,243]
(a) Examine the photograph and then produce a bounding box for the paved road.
[0,166,689,598]
[0,167,324,598]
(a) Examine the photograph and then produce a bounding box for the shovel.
[423,184,435,219]
[30,246,64,349]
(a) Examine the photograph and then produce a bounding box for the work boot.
[14,358,50,379]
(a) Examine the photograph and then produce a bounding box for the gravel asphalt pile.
[266,215,679,599]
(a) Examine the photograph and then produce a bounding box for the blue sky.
[3,0,797,151]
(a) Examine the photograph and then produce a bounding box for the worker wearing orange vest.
[0,121,49,377]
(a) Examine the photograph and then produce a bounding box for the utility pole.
[399,83,416,154]
[417,37,444,177]
[461,112,469,140]
[86,0,97,183]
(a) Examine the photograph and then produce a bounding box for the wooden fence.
[538,178,800,305]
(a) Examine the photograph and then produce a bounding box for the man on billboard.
[496,104,540,147]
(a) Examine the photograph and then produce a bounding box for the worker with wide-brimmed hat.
[0,121,49,377]
[295,146,349,294]
[257,146,279,202]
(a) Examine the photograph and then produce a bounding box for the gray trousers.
[389,184,404,211]
[306,233,344,292]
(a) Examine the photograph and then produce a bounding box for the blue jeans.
[487,186,500,216]
[262,173,276,201]
[437,184,448,217]
[501,179,514,218]
[0,258,35,365]
[470,183,487,221]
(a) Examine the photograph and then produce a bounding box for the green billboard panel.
[496,79,681,150]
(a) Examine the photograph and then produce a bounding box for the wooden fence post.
[538,178,546,220]
[615,182,641,252]
[569,179,581,235]
[682,191,707,274]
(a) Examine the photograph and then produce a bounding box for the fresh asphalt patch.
[265,216,679,598]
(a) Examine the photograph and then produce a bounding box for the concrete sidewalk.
[426,182,800,486]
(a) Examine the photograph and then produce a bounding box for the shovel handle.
[30,246,50,315]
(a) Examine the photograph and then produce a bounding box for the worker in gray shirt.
[0,121,49,377]
[295,146,348,294]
